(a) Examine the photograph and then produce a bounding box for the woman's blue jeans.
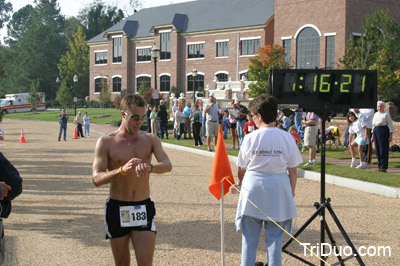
[241,215,292,266]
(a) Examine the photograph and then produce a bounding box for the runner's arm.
[148,136,172,174]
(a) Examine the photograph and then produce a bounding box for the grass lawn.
[4,109,400,187]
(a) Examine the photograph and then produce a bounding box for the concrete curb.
[162,142,400,199]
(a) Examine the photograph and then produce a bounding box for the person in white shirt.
[371,101,394,172]
[83,112,91,137]
[347,111,369,169]
[235,94,302,266]
[354,108,374,164]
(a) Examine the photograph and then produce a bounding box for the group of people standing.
[58,109,91,141]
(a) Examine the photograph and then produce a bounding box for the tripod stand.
[282,112,365,266]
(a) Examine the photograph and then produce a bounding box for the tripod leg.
[327,204,365,266]
[324,220,345,266]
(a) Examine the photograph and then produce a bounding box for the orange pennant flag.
[209,125,235,200]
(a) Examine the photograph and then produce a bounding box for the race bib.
[119,205,147,227]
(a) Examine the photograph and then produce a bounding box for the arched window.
[160,75,170,91]
[112,77,121,92]
[296,27,320,69]
[187,74,204,91]
[216,73,228,82]
[95,77,107,93]
[137,76,151,90]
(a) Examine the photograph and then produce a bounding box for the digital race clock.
[269,69,377,111]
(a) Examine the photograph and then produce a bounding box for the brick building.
[87,0,400,103]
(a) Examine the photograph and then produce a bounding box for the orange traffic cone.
[20,129,26,143]
[73,127,79,139]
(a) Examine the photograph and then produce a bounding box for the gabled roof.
[88,0,274,43]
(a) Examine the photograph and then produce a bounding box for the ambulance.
[0,92,46,114]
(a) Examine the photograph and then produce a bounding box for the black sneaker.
[255,262,264,266]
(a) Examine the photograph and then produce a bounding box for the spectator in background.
[372,101,394,172]
[191,104,203,146]
[243,113,258,135]
[183,103,192,139]
[347,111,369,169]
[235,99,248,148]
[150,106,159,137]
[174,104,186,141]
[303,112,319,166]
[204,95,219,152]
[278,109,291,131]
[229,101,239,149]
[354,108,374,164]
[158,100,169,139]
[75,111,84,138]
[289,125,301,145]
[172,100,178,138]
[222,110,230,139]
[58,109,69,141]
[83,112,91,137]
[146,104,152,133]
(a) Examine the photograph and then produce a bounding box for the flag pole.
[220,182,225,266]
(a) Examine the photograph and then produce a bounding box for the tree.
[78,2,125,40]
[0,0,12,31]
[58,26,89,100]
[247,44,291,98]
[56,80,73,108]
[0,0,67,100]
[28,79,40,112]
[339,10,400,100]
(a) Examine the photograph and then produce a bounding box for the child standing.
[289,125,301,144]
[222,110,230,139]
[243,113,258,135]
[347,111,369,169]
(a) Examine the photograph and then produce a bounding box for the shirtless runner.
[92,94,172,266]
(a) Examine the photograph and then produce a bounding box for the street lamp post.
[151,44,160,106]
[73,74,78,118]
[191,67,198,104]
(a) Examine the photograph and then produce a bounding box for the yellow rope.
[226,178,331,266]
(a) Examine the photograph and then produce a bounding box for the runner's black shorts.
[104,198,156,239]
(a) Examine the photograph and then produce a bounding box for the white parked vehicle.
[0,92,46,114]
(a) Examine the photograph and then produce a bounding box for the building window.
[283,39,291,64]
[160,32,171,60]
[216,73,228,82]
[137,48,151,62]
[113,37,122,63]
[296,27,320,69]
[325,36,335,69]
[160,75,170,91]
[95,77,107,93]
[137,76,151,90]
[95,51,107,65]
[216,41,229,57]
[188,43,204,59]
[187,74,204,91]
[240,38,260,56]
[113,77,122,93]
[240,72,248,80]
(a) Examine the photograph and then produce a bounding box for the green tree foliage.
[56,80,73,108]
[247,44,291,98]
[0,0,12,30]
[78,2,124,40]
[58,26,89,100]
[28,79,40,110]
[0,0,67,100]
[339,10,400,101]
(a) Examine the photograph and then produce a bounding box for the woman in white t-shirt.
[235,94,302,266]
[347,111,369,169]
